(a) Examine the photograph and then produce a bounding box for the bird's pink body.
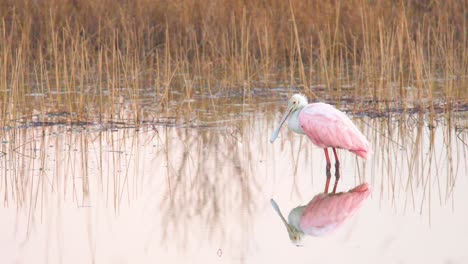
[270,94,372,194]
[298,103,372,159]
[298,183,371,236]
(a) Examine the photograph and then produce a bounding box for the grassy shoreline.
[0,0,467,126]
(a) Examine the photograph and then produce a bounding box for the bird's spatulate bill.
[270,108,292,143]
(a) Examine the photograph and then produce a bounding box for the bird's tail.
[352,147,373,159]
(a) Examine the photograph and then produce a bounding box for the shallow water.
[0,99,467,264]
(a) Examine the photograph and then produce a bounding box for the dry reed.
[0,0,466,126]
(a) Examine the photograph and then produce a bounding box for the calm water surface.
[1,95,467,264]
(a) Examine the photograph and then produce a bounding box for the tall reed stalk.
[0,0,466,125]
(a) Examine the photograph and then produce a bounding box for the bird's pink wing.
[299,103,372,159]
[299,183,371,234]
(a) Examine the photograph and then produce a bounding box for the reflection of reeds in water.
[0,124,263,257]
[362,111,467,224]
[0,0,467,127]
[155,126,259,253]
[1,108,466,242]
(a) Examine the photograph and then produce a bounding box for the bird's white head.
[288,93,308,109]
[270,93,308,143]
[270,199,305,246]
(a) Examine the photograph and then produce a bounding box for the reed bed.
[0,0,467,127]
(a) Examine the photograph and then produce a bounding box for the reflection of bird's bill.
[271,199,304,247]
[270,199,293,232]
[270,107,293,143]
[270,199,288,227]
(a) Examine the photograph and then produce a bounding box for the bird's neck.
[288,205,306,232]
[287,108,305,135]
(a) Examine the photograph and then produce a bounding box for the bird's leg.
[332,147,340,193]
[324,148,331,193]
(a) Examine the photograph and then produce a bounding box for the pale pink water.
[0,111,467,264]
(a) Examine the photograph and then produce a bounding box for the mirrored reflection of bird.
[270,94,372,193]
[270,183,372,246]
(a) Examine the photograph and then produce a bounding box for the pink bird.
[270,183,372,246]
[270,94,372,193]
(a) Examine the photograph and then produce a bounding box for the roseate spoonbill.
[270,183,371,246]
[270,94,372,193]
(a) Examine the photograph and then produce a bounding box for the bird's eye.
[293,101,296,104]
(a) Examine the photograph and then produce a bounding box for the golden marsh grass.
[0,0,467,127]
